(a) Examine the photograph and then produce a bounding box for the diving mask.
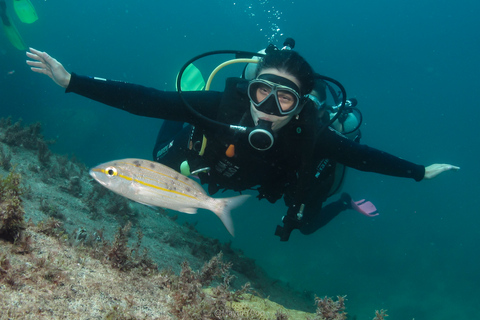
[248,74,303,116]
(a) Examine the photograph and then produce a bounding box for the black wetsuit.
[66,73,425,240]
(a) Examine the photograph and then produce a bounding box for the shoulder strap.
[216,77,251,124]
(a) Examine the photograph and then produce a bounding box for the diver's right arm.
[26,48,222,123]
[64,73,221,122]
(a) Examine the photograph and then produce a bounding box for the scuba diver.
[1,0,37,50]
[25,46,459,241]
[141,38,371,238]
[242,39,372,238]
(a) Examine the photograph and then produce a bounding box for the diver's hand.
[26,48,71,88]
[423,163,460,180]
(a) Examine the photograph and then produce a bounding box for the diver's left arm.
[319,128,459,181]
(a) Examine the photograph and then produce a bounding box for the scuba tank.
[309,74,363,197]
[327,97,362,141]
[325,98,362,196]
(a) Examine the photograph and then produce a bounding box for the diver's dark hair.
[255,45,315,96]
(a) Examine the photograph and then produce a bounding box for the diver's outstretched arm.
[26,48,71,88]
[423,163,460,180]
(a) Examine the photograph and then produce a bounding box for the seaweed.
[175,224,260,281]
[0,236,68,292]
[313,295,347,320]
[0,168,25,242]
[0,116,12,129]
[36,217,65,238]
[59,175,83,198]
[84,184,107,220]
[312,296,388,320]
[54,154,86,180]
[0,252,11,278]
[37,140,52,166]
[373,309,388,320]
[0,117,54,165]
[166,252,251,319]
[105,194,139,225]
[0,145,12,171]
[104,305,137,320]
[39,198,65,220]
[95,222,158,273]
[84,182,138,223]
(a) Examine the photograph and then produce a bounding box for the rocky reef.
[0,117,387,319]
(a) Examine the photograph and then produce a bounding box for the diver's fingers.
[30,67,55,82]
[424,163,460,179]
[437,164,460,172]
[26,54,44,66]
[26,48,46,63]
[28,47,42,55]
[26,60,45,68]
[28,47,44,58]
[27,49,61,70]
[29,67,51,76]
[26,58,53,76]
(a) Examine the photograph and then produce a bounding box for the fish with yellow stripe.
[89,158,249,236]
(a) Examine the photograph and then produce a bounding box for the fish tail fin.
[215,194,250,237]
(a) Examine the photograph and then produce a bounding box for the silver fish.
[89,158,249,236]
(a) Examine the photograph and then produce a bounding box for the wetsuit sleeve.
[65,73,222,123]
[318,128,425,181]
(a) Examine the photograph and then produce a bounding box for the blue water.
[1,0,479,318]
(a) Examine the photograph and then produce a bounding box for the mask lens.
[276,90,297,112]
[250,82,273,104]
[248,79,300,115]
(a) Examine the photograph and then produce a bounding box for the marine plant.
[105,194,139,225]
[373,309,388,320]
[36,216,65,238]
[165,252,251,319]
[99,222,157,273]
[0,169,25,242]
[37,139,52,165]
[39,198,65,220]
[314,295,347,320]
[54,153,87,180]
[84,183,107,220]
[0,117,53,165]
[169,221,261,281]
[312,296,388,320]
[85,182,138,224]
[59,175,83,197]
[0,146,12,171]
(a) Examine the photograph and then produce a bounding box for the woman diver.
[25,46,459,241]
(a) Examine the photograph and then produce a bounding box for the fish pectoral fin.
[139,202,157,209]
[133,199,157,208]
[178,208,198,214]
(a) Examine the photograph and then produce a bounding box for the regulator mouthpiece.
[248,120,274,151]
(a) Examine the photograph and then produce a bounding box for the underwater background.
[1,0,479,319]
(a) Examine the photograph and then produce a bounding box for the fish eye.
[105,167,117,177]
